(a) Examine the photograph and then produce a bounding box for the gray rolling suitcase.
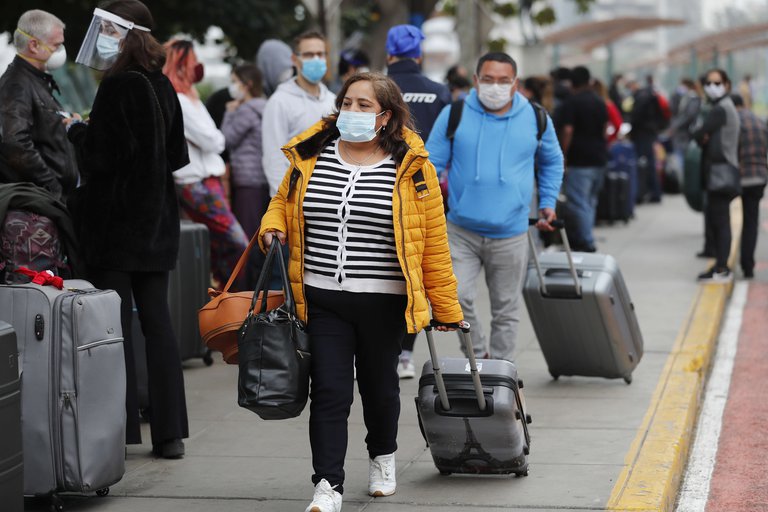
[523,220,643,383]
[0,280,126,503]
[415,322,531,476]
[0,322,22,512]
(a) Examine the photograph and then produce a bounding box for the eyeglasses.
[705,81,723,86]
[478,77,517,86]
[298,51,326,60]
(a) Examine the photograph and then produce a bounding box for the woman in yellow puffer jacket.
[259,72,463,512]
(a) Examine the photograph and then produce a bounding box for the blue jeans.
[563,166,606,250]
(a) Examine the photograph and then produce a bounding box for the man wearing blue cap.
[386,24,451,379]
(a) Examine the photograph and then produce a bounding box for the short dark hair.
[233,64,263,98]
[338,49,369,76]
[293,30,326,53]
[100,0,165,77]
[571,66,591,88]
[476,52,517,76]
[731,93,744,107]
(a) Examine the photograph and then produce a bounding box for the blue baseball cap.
[386,25,424,58]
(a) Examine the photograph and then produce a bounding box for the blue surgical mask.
[336,110,386,143]
[96,33,121,60]
[300,58,327,84]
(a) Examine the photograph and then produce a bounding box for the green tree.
[0,1,311,61]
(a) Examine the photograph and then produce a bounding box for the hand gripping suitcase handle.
[527,218,582,297]
[424,321,487,412]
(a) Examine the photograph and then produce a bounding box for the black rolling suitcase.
[0,321,22,512]
[415,322,531,476]
[523,220,643,383]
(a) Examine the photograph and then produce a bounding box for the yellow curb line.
[606,199,742,512]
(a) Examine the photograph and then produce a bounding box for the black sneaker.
[697,267,732,282]
[743,268,755,279]
[696,250,715,259]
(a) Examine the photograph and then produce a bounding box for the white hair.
[13,10,65,52]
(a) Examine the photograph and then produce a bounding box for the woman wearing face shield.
[258,72,464,512]
[692,68,741,282]
[65,0,190,459]
[163,40,249,289]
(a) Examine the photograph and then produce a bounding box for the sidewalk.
[29,194,713,512]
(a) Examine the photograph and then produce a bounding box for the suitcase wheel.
[439,470,452,476]
[624,375,632,385]
[96,488,110,497]
[549,371,559,381]
[49,495,64,512]
[515,470,529,477]
[203,350,214,366]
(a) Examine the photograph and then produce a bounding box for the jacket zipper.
[396,154,419,332]
[51,293,66,488]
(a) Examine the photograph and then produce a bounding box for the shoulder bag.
[237,238,310,420]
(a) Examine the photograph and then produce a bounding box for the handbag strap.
[249,238,296,318]
[128,70,165,128]
[222,231,260,293]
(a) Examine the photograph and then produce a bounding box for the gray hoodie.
[261,77,337,196]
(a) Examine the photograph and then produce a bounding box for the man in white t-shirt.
[262,31,337,196]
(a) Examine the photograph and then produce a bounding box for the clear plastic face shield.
[75,8,150,70]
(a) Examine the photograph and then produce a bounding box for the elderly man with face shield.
[0,9,78,200]
[65,0,191,459]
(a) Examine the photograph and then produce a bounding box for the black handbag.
[237,239,311,420]
[707,162,741,198]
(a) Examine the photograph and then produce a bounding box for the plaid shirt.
[737,109,768,186]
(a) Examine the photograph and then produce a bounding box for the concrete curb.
[606,199,742,512]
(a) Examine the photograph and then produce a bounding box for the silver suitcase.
[0,279,126,499]
[415,323,531,476]
[523,222,643,383]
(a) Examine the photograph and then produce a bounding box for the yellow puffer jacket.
[258,121,463,333]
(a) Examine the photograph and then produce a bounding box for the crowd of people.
[0,2,765,512]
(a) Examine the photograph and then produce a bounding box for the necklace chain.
[340,141,379,167]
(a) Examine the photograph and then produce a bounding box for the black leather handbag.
[707,162,742,198]
[237,239,310,420]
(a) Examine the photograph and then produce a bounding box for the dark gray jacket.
[693,95,740,171]
[221,98,268,188]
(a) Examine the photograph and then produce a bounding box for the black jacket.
[387,59,451,140]
[67,68,189,272]
[0,56,78,200]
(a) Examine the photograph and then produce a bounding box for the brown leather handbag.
[199,233,283,364]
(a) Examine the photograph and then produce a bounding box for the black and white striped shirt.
[302,139,406,295]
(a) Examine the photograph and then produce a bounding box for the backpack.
[440,98,549,206]
[0,210,68,284]
[446,98,549,155]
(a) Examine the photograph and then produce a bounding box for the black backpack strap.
[446,99,465,157]
[412,169,429,198]
[530,101,548,149]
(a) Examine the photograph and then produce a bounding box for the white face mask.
[704,83,726,100]
[228,82,245,101]
[46,45,67,70]
[477,82,514,111]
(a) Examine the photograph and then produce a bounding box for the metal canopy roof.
[542,17,686,53]
[666,22,768,59]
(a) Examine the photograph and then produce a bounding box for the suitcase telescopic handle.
[527,218,582,297]
[424,321,487,412]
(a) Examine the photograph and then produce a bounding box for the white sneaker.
[397,359,415,379]
[305,479,342,512]
[368,453,396,497]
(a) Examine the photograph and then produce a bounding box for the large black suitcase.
[415,322,531,476]
[134,221,213,412]
[523,221,643,383]
[0,321,22,512]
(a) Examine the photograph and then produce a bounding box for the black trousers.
[705,192,733,269]
[305,286,407,494]
[741,184,766,273]
[87,267,189,446]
